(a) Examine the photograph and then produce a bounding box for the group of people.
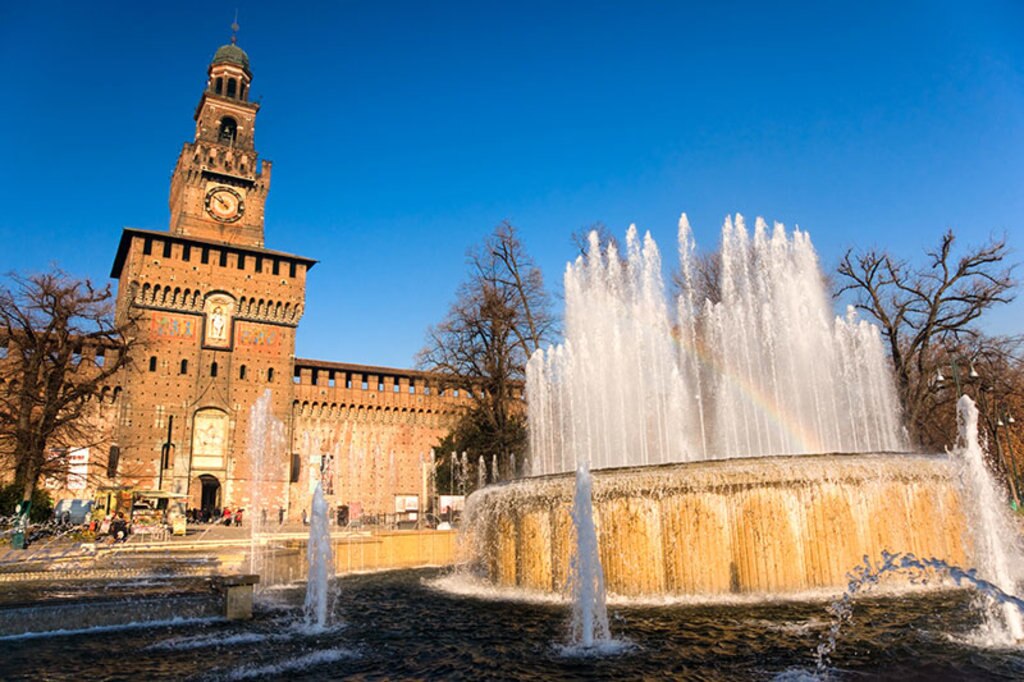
[186,507,243,526]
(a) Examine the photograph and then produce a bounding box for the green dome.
[212,43,250,72]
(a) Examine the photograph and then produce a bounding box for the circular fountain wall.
[465,453,969,597]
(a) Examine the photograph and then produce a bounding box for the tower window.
[149,356,157,372]
[180,359,188,375]
[227,78,237,98]
[240,365,247,380]
[239,83,246,100]
[143,238,153,256]
[267,367,275,382]
[218,117,237,145]
[201,247,210,264]
[215,77,223,94]
[210,362,218,378]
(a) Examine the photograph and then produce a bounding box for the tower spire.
[230,10,240,45]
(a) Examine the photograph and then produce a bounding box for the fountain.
[566,463,610,648]
[247,389,286,585]
[2,214,1021,679]
[303,482,334,631]
[813,396,1024,671]
[954,395,1024,641]
[466,215,971,597]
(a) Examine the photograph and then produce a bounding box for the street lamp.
[935,356,1021,508]
[994,404,1021,511]
[933,356,980,398]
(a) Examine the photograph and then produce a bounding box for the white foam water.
[956,395,1024,642]
[0,616,219,642]
[303,481,335,631]
[528,215,907,476]
[815,551,1024,674]
[224,647,357,680]
[247,389,286,584]
[145,631,270,651]
[567,463,615,650]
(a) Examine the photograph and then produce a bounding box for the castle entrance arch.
[199,474,221,512]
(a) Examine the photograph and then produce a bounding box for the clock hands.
[205,188,243,221]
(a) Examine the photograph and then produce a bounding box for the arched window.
[227,78,237,98]
[239,365,247,380]
[180,359,188,375]
[210,361,218,378]
[267,367,275,382]
[149,356,157,372]
[239,83,246,100]
[218,117,237,145]
[215,77,223,94]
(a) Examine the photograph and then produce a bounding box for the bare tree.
[837,230,1017,446]
[0,270,137,515]
[671,249,722,305]
[570,222,619,260]
[418,223,556,474]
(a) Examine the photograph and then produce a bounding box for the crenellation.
[25,38,475,523]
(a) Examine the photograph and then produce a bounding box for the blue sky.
[1,2,1021,366]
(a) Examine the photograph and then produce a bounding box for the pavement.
[0,519,443,576]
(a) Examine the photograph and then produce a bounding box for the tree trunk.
[19,453,39,504]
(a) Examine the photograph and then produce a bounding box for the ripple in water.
[2,569,1023,680]
[224,647,358,680]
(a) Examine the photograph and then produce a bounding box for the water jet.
[466,216,974,599]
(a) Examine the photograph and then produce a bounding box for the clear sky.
[1,2,1021,366]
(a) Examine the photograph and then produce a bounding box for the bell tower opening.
[167,29,269,248]
[218,117,238,144]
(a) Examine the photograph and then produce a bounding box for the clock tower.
[110,34,314,516]
[168,37,270,247]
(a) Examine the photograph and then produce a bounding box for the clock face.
[204,187,245,223]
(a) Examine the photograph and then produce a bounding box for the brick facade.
[23,41,467,522]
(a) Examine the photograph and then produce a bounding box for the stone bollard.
[215,574,260,620]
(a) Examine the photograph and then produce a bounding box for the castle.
[47,39,468,522]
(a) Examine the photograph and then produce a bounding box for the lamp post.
[933,356,979,399]
[935,357,1021,508]
[995,407,1021,510]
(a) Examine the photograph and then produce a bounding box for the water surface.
[3,568,1023,680]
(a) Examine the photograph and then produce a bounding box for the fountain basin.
[465,453,969,597]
